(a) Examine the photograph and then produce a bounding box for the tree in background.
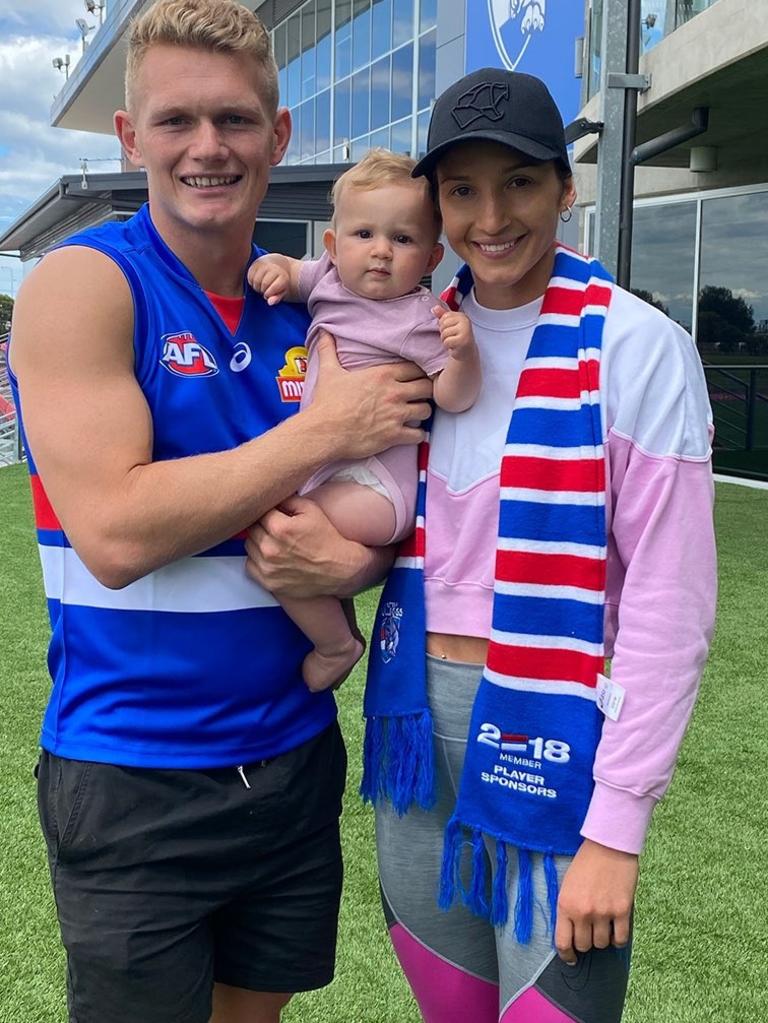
[0,293,13,334]
[697,285,755,354]
[631,288,670,317]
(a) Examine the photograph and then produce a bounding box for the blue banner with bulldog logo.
[465,0,584,123]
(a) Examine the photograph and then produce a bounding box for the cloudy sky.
[0,0,122,297]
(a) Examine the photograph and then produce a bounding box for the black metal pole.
[746,369,756,451]
[617,0,642,290]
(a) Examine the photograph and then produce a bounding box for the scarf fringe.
[438,817,462,910]
[490,839,509,926]
[439,822,559,943]
[465,828,489,917]
[543,851,560,934]
[514,848,534,944]
[360,711,436,815]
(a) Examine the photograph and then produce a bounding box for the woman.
[362,68,716,1022]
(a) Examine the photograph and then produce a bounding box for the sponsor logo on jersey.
[160,332,219,377]
[276,345,308,402]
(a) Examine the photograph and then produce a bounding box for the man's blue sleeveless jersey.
[9,204,335,767]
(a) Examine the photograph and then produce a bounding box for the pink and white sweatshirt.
[425,285,716,854]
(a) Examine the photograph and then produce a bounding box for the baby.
[248,149,481,691]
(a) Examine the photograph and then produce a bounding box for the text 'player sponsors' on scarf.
[361,245,614,943]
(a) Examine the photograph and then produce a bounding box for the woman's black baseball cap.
[412,67,571,179]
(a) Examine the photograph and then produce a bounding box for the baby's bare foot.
[303,637,364,692]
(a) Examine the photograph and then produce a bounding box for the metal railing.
[703,363,768,454]
[673,0,721,32]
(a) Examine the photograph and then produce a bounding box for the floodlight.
[52,54,71,78]
[85,0,105,22]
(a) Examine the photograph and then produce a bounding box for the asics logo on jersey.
[230,342,252,373]
[160,332,219,377]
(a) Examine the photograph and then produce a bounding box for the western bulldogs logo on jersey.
[160,331,219,377]
[488,0,546,71]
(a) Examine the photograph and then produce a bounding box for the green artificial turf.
[1,461,766,1022]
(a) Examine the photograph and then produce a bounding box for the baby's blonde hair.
[125,0,278,115]
[331,149,442,238]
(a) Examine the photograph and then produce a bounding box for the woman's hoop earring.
[560,206,573,224]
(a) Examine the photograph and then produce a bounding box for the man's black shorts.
[37,721,346,1023]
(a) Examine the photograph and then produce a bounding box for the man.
[9,2,431,1021]
[642,12,663,52]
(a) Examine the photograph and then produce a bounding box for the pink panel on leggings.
[389,922,498,1023]
[500,986,576,1023]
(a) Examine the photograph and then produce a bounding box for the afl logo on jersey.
[160,332,219,377]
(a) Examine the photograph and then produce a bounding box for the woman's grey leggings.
[375,655,631,1022]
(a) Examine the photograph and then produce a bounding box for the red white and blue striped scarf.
[362,246,614,939]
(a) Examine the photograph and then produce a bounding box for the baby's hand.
[433,307,477,362]
[248,258,290,305]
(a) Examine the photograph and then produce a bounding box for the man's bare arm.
[12,247,431,588]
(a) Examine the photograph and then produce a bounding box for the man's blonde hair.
[331,149,442,237]
[125,0,278,114]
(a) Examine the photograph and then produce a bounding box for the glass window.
[301,0,316,100]
[315,88,331,154]
[391,43,413,122]
[334,76,351,146]
[418,29,435,111]
[314,150,331,164]
[335,0,352,80]
[370,126,390,149]
[316,0,332,91]
[334,144,352,162]
[393,0,412,48]
[274,23,287,71]
[417,108,430,156]
[419,0,436,33]
[351,66,370,139]
[352,0,371,71]
[370,56,390,132]
[630,201,697,332]
[300,98,315,161]
[286,14,301,108]
[352,136,371,160]
[371,0,392,60]
[391,116,411,155]
[698,191,768,360]
[587,0,603,100]
[287,104,301,164]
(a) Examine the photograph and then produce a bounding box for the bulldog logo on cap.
[451,81,509,129]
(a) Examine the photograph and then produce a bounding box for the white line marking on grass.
[714,474,768,490]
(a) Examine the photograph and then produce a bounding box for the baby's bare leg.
[281,481,397,691]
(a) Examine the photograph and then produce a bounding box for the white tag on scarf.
[596,674,626,722]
